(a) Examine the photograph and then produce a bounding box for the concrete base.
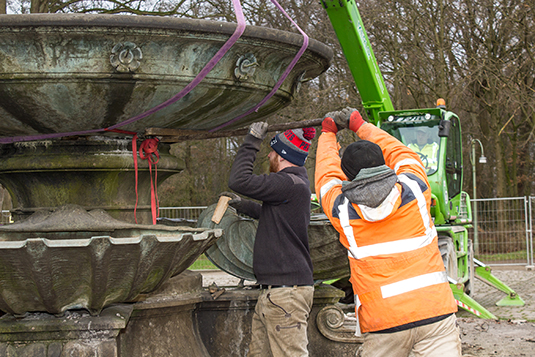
[197,284,362,357]
[0,305,132,357]
[118,270,210,357]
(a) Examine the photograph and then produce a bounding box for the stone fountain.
[0,13,359,356]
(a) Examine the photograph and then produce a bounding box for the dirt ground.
[456,267,535,357]
[201,267,535,357]
[458,317,535,356]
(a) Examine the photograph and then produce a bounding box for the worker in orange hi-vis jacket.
[314,107,461,357]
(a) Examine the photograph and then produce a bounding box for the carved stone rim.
[0,13,333,65]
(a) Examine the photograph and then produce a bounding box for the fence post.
[524,197,530,266]
[529,197,534,268]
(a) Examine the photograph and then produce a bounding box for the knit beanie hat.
[341,140,385,180]
[270,127,316,166]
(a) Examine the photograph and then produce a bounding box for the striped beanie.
[270,127,316,166]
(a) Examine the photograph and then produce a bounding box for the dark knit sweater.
[228,134,314,286]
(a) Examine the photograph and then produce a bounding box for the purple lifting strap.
[209,0,309,132]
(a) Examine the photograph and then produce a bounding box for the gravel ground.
[201,267,535,357]
[456,267,535,356]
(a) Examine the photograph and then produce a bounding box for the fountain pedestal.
[0,271,362,356]
[196,284,362,357]
[118,271,211,357]
[0,138,183,225]
[0,305,133,356]
[0,271,210,357]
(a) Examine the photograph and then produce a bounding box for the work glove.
[248,122,269,140]
[321,111,342,134]
[219,191,243,211]
[340,107,365,133]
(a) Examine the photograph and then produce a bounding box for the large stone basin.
[0,13,335,323]
[0,205,222,315]
[0,14,332,138]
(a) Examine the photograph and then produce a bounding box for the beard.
[269,155,279,173]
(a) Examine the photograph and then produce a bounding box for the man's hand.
[219,192,243,211]
[341,107,365,133]
[321,112,341,133]
[332,109,351,130]
[322,107,366,133]
[248,122,269,140]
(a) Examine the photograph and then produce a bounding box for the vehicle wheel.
[438,236,458,281]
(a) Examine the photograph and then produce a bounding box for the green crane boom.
[321,0,393,124]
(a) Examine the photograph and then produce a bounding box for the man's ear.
[278,155,288,164]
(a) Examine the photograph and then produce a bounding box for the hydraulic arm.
[321,0,393,124]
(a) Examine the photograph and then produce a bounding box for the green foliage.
[475,250,527,264]
[189,254,218,270]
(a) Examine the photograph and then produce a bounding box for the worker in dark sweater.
[223,121,315,357]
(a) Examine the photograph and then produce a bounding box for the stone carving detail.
[110,42,143,72]
[316,305,364,343]
[234,53,258,81]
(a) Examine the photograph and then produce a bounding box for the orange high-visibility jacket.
[315,124,457,333]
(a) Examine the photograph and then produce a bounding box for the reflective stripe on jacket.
[314,124,457,333]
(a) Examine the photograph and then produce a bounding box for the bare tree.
[11,0,195,15]
[353,0,535,199]
[452,0,535,197]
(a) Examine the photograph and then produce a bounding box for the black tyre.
[464,239,474,296]
[438,236,458,281]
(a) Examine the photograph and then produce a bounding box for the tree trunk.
[0,185,4,212]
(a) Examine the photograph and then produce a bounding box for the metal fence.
[160,200,535,268]
[158,201,535,267]
[159,206,207,221]
[0,210,12,225]
[2,199,535,267]
[471,197,534,267]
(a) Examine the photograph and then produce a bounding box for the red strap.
[139,138,160,225]
[132,134,139,224]
[104,129,159,225]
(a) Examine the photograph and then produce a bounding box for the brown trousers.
[248,286,314,357]
[356,314,462,357]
